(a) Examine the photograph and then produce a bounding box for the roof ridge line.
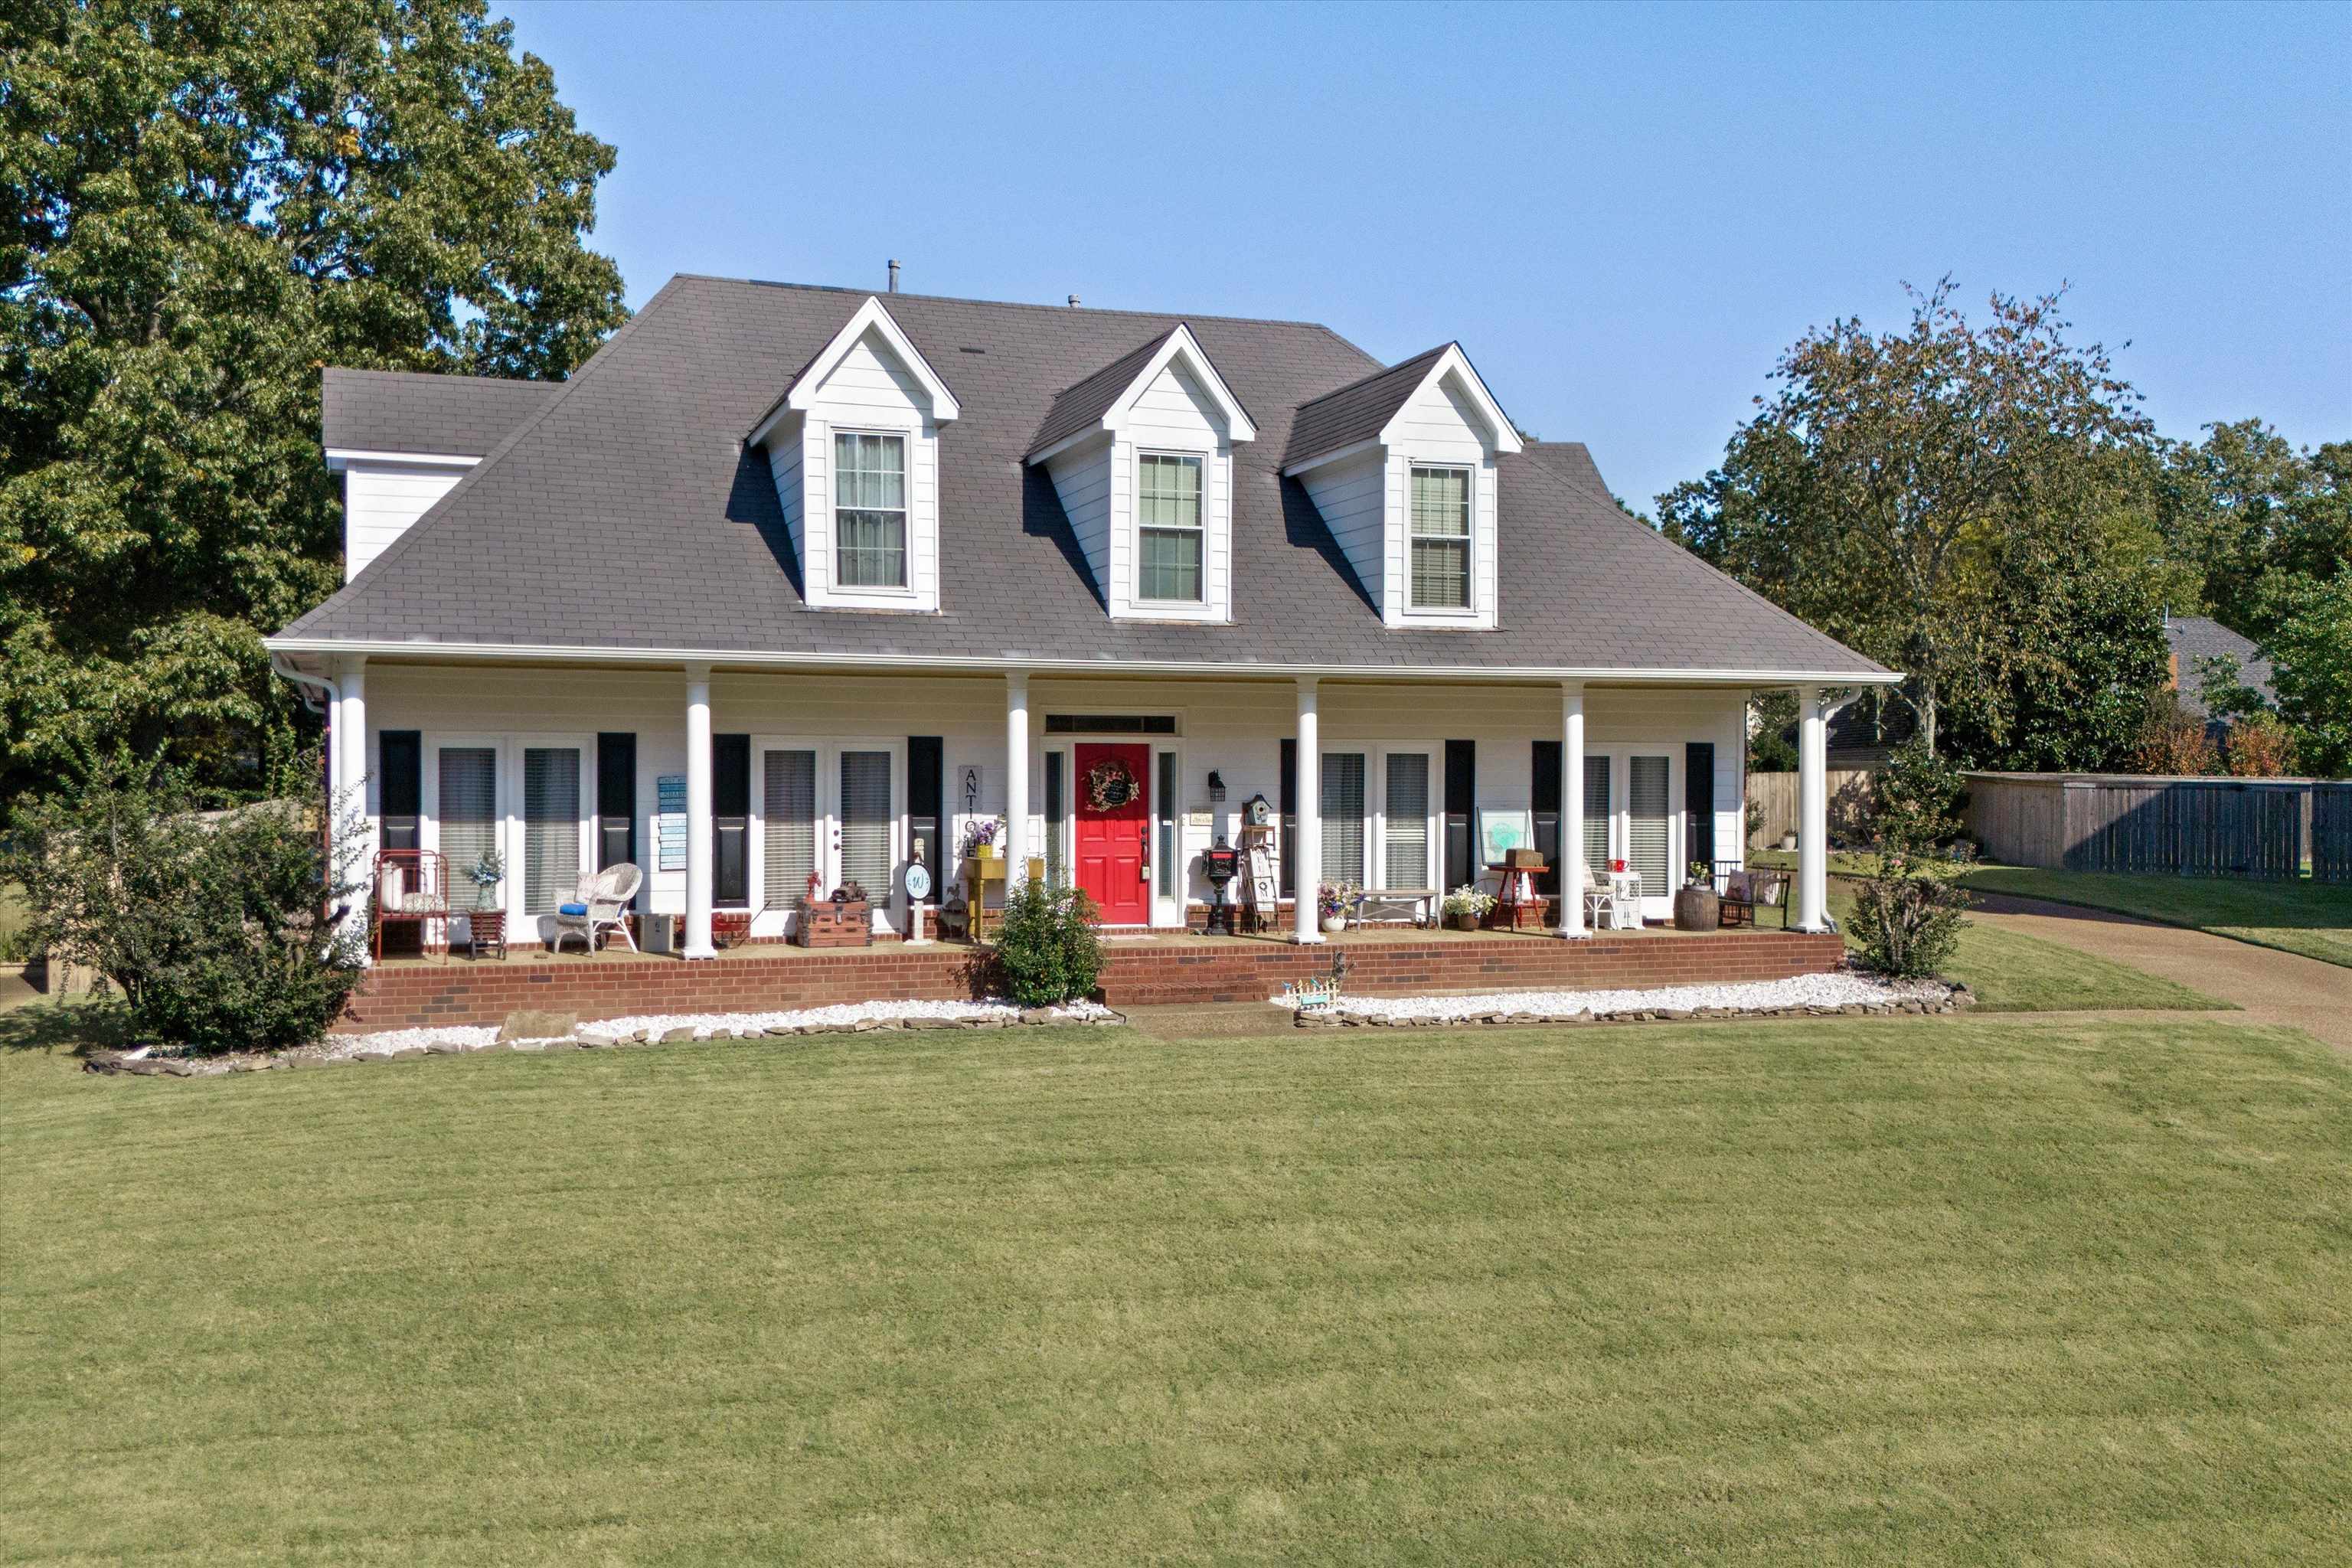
[671,273,1351,335]
[325,366,555,390]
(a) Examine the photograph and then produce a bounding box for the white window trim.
[422,733,510,923]
[1133,449,1209,608]
[828,423,917,602]
[510,734,596,920]
[1583,749,1681,920]
[1149,740,1186,928]
[1403,462,1477,617]
[1373,744,1443,895]
[750,737,908,936]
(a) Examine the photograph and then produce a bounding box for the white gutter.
[263,636,1901,689]
[270,653,338,714]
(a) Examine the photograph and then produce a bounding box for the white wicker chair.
[550,862,642,955]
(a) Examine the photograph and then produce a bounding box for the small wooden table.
[464,907,507,961]
[1485,861,1551,931]
[962,854,1007,940]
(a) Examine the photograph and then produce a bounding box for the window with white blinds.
[1321,751,1367,886]
[437,747,498,890]
[1583,755,1612,874]
[522,749,581,914]
[762,750,817,908]
[1628,755,1671,892]
[1383,753,1429,889]
[839,750,893,898]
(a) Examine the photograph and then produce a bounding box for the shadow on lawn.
[0,997,130,1055]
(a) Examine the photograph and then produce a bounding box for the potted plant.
[466,848,506,910]
[959,818,1002,861]
[1440,883,1495,933]
[1317,880,1354,936]
[1674,860,1720,932]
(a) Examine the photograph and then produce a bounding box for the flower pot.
[1674,885,1720,932]
[1449,912,1480,932]
[1779,833,1798,852]
[1321,916,1346,935]
[972,844,996,860]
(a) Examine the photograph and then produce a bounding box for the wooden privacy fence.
[1966,773,2344,879]
[1745,769,1877,851]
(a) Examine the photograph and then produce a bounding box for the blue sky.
[497,0,2350,512]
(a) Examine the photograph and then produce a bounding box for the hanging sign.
[656,774,688,871]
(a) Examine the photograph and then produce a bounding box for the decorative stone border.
[83,1003,1126,1079]
[1293,983,1976,1028]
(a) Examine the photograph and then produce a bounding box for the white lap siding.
[352,666,1750,936]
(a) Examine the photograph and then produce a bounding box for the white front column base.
[682,663,717,960]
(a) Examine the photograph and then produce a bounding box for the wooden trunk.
[795,898,872,949]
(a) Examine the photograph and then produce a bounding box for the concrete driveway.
[1969,891,2351,1053]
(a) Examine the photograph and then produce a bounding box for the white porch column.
[1560,680,1587,939]
[683,663,717,959]
[1004,671,1031,884]
[1293,677,1323,945]
[1795,684,1830,933]
[335,655,371,956]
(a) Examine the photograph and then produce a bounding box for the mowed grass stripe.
[4,1015,2347,1564]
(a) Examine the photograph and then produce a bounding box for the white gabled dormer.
[1282,343,1521,631]
[749,296,960,612]
[1026,325,1257,623]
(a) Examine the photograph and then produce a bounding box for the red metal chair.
[372,849,451,962]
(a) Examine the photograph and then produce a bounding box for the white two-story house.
[270,275,1894,956]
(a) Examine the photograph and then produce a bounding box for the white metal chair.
[550,862,642,955]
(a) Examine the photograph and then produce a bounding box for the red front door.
[1075,743,1152,925]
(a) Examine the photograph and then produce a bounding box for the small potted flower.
[1316,880,1355,936]
[1440,883,1495,933]
[959,818,1002,861]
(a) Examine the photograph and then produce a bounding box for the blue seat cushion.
[558,902,590,917]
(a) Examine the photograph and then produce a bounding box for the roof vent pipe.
[1067,294,1080,308]
[887,259,900,293]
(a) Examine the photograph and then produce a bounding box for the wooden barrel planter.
[1673,884,1720,932]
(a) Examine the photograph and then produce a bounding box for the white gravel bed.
[318,1024,501,1060]
[1276,970,1950,1022]
[580,997,1117,1040]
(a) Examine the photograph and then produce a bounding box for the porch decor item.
[959,818,1001,860]
[1086,755,1141,812]
[1442,883,1496,932]
[464,907,507,961]
[1674,880,1720,932]
[1485,854,1548,930]
[465,848,505,911]
[794,895,871,949]
[373,848,451,962]
[1316,880,1354,936]
[550,863,642,956]
[1718,868,1790,929]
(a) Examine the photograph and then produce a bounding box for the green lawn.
[1962,865,2352,971]
[5,1005,2346,1564]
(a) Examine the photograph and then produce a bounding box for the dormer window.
[1284,342,1521,631]
[834,432,908,589]
[1137,452,1205,603]
[1409,465,1472,609]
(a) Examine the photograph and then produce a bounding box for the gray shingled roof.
[1027,326,1180,457]
[278,276,1890,679]
[2166,615,2276,714]
[322,368,560,456]
[1280,344,1453,470]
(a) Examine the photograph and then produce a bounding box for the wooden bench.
[1716,865,1790,929]
[1346,887,1436,929]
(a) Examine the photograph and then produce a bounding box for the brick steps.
[341,933,1847,1031]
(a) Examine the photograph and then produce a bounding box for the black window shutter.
[712,733,750,906]
[379,730,421,852]
[1686,743,1717,871]
[1279,738,1296,898]
[1532,740,1562,897]
[596,733,637,871]
[908,736,943,871]
[1443,739,1475,893]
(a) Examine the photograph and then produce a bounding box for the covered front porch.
[306,657,1865,971]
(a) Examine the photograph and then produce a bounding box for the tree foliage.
[0,0,626,819]
[2258,573,2352,776]
[0,744,367,1051]
[1659,279,2168,763]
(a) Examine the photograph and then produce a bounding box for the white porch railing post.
[1293,677,1323,945]
[1004,671,1031,886]
[683,663,717,959]
[1796,684,1829,932]
[1560,680,1586,939]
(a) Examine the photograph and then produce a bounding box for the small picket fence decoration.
[1284,975,1341,1012]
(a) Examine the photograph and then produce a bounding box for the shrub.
[2133,691,2220,775]
[0,746,366,1053]
[1848,739,1969,979]
[990,879,1104,1007]
[2224,711,2298,777]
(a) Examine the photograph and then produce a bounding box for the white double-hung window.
[1136,452,1204,603]
[834,432,908,589]
[1410,464,1471,610]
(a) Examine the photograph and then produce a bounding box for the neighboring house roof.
[2165,615,2276,716]
[322,368,561,457]
[276,276,1893,681]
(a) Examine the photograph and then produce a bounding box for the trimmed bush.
[991,880,1104,1007]
[0,747,365,1052]
[1850,740,1970,980]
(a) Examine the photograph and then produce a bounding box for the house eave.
[264,634,1900,689]
[322,448,482,473]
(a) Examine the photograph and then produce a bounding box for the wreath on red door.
[1086,756,1141,812]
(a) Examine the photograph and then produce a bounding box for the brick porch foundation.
[337,930,1846,1031]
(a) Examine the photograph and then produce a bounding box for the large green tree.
[1658,281,2168,761]
[2156,421,2349,638]
[0,0,626,818]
